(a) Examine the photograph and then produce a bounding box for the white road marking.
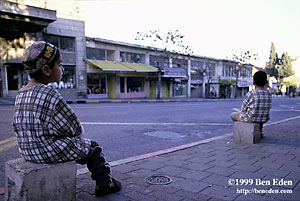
[81,122,232,126]
[232,108,241,112]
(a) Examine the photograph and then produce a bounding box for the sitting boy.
[231,70,272,137]
[12,41,121,197]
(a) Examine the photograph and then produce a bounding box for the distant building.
[86,37,253,99]
[0,0,86,98]
[0,0,253,99]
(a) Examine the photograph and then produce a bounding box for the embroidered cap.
[23,41,58,73]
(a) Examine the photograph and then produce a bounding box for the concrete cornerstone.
[5,158,76,201]
[234,122,261,144]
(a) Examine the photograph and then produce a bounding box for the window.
[44,34,75,52]
[150,55,169,68]
[87,48,105,60]
[49,65,76,89]
[172,58,188,68]
[191,69,202,80]
[107,50,114,61]
[223,63,236,77]
[86,48,114,61]
[61,66,76,88]
[60,37,75,52]
[87,74,107,94]
[120,52,145,64]
[206,62,215,76]
[191,60,203,70]
[127,77,144,92]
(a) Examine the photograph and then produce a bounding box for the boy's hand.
[91,140,99,148]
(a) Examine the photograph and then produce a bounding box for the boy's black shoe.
[95,178,121,197]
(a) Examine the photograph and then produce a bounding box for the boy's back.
[241,89,272,123]
[13,83,91,163]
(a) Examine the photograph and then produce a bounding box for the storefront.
[161,67,188,98]
[87,60,157,98]
[219,80,235,98]
[87,74,108,98]
[120,75,146,98]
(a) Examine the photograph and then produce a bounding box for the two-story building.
[85,37,253,99]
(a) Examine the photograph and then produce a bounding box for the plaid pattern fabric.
[240,89,272,123]
[13,83,91,163]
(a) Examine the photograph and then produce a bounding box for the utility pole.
[157,69,161,99]
[235,65,239,99]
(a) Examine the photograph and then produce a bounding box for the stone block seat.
[5,158,76,201]
[233,122,261,144]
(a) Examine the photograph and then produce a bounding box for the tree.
[135,29,193,55]
[265,42,295,87]
[228,48,258,64]
[276,52,294,86]
[227,48,258,98]
[265,42,279,78]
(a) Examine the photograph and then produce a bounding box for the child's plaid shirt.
[13,83,91,163]
[240,89,272,123]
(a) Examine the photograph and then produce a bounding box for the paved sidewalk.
[76,117,300,201]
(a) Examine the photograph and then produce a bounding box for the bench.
[5,158,76,201]
[233,122,261,144]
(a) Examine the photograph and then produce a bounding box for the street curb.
[66,98,233,104]
[76,133,233,175]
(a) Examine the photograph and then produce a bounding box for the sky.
[80,0,300,76]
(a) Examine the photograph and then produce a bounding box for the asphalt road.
[0,97,300,187]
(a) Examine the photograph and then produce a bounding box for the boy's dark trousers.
[77,145,112,187]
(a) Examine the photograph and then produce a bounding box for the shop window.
[87,74,107,94]
[173,83,187,97]
[61,66,76,88]
[49,66,76,89]
[44,34,75,52]
[127,77,144,93]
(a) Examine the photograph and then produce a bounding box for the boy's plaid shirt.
[240,89,272,123]
[13,83,91,163]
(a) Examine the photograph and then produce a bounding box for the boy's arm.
[241,93,251,112]
[50,98,83,137]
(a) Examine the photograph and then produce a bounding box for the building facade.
[86,37,253,99]
[0,0,253,99]
[0,0,86,99]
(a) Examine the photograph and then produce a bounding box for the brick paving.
[76,117,300,201]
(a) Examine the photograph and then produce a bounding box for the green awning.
[87,60,134,72]
[122,63,158,72]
